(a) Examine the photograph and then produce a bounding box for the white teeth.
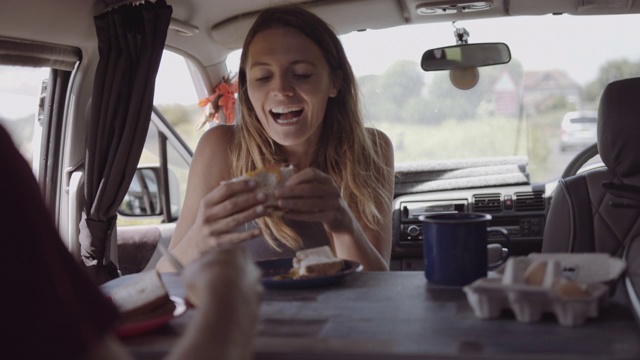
[276,117,299,124]
[271,106,303,113]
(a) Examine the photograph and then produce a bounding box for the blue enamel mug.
[419,212,510,286]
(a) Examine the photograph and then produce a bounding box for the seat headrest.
[598,77,640,178]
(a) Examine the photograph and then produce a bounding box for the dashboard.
[390,183,551,271]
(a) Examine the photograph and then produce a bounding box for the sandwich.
[237,163,295,214]
[292,246,345,278]
[109,269,176,325]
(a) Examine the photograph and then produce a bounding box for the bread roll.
[239,164,295,214]
[523,260,547,286]
[553,279,591,299]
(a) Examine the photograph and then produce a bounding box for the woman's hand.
[189,178,267,252]
[275,167,352,234]
[158,178,267,271]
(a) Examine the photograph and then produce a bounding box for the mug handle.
[487,227,510,269]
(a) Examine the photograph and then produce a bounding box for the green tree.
[358,61,426,124]
[359,58,524,125]
[582,59,640,104]
[157,103,193,128]
[358,74,387,123]
[377,60,424,108]
[425,60,523,124]
[422,59,523,123]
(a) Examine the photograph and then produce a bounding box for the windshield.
[226,13,640,183]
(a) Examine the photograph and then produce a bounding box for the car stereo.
[397,200,545,244]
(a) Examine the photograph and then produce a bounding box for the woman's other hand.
[275,164,390,272]
[275,167,351,233]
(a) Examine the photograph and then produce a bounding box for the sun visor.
[210,0,405,50]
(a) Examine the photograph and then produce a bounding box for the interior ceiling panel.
[508,0,639,15]
[210,0,406,50]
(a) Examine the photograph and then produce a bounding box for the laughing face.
[246,26,338,154]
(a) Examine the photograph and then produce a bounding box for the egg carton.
[463,253,626,327]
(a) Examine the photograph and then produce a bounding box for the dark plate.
[257,258,362,290]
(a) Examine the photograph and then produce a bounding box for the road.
[547,139,601,179]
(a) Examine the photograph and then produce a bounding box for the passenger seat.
[542,77,640,256]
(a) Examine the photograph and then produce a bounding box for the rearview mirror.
[421,43,511,71]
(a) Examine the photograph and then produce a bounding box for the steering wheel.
[560,142,599,179]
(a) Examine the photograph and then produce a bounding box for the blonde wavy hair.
[232,5,393,251]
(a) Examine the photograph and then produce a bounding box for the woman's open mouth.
[270,106,304,124]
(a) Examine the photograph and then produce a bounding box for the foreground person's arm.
[167,247,263,360]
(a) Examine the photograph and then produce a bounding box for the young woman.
[158,5,394,272]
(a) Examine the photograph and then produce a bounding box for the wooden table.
[114,271,640,360]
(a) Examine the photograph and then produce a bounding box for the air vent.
[514,191,545,212]
[473,193,502,213]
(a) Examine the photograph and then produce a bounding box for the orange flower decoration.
[216,81,238,123]
[196,76,238,129]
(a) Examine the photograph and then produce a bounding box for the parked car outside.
[559,110,598,152]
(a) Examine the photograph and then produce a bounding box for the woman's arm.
[156,125,266,271]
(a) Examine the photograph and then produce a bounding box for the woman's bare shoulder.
[191,124,236,181]
[196,124,236,152]
[365,127,393,149]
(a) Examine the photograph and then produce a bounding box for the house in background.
[490,69,582,117]
[521,70,582,113]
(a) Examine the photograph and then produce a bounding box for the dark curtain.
[80,0,172,284]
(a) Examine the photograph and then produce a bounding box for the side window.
[153,50,204,150]
[118,118,190,226]
[226,49,241,77]
[0,65,50,171]
[117,50,200,226]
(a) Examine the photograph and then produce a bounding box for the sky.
[0,66,49,119]
[338,14,640,84]
[155,13,640,106]
[3,13,640,118]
